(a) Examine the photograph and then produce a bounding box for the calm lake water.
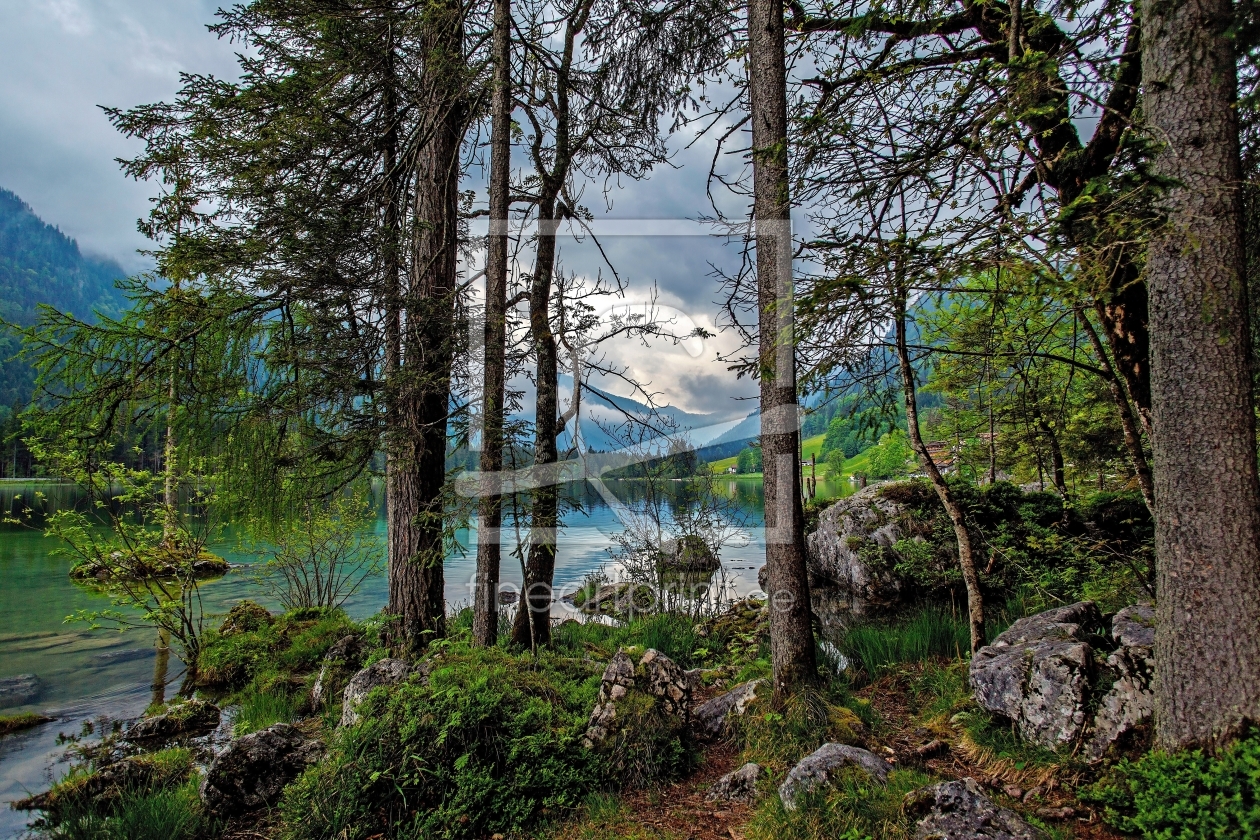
[0,475,856,837]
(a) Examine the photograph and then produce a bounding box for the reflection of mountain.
[0,188,127,409]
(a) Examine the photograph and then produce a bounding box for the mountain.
[0,188,128,411]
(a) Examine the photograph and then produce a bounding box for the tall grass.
[233,687,299,736]
[43,780,210,840]
[840,608,971,679]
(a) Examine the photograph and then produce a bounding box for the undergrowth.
[745,767,937,840]
[1081,731,1260,838]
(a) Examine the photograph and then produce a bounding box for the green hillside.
[0,188,127,413]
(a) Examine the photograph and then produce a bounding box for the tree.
[473,0,513,647]
[748,0,818,696]
[1142,0,1260,748]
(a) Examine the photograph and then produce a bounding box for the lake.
[0,474,856,837]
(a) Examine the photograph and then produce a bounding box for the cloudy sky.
[0,0,762,421]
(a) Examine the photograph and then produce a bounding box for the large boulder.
[778,743,891,810]
[126,699,221,742]
[582,649,693,748]
[905,778,1046,840]
[804,483,907,605]
[199,723,323,816]
[340,658,426,727]
[1085,604,1155,758]
[659,535,720,572]
[691,679,766,740]
[969,602,1100,749]
[707,762,763,804]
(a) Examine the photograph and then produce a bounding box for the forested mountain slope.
[0,188,127,411]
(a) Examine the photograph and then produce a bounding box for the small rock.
[1035,806,1075,820]
[583,649,691,747]
[199,723,323,816]
[0,674,42,709]
[340,659,424,727]
[1022,786,1043,803]
[126,699,221,742]
[779,743,891,810]
[691,680,766,740]
[1002,784,1024,800]
[706,762,762,804]
[906,778,1046,840]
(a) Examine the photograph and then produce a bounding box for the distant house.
[725,465,738,475]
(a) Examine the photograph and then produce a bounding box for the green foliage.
[736,445,763,474]
[745,767,937,840]
[197,607,357,690]
[244,491,384,612]
[279,644,605,840]
[40,778,210,840]
[1081,732,1260,838]
[865,431,913,480]
[876,479,1151,607]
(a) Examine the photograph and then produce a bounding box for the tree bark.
[387,0,466,651]
[1142,0,1260,749]
[510,202,560,650]
[473,0,512,647]
[893,294,986,653]
[748,0,818,697]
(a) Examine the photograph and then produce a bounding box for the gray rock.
[1086,604,1155,758]
[310,635,368,709]
[641,649,692,718]
[707,762,762,804]
[906,778,1046,840]
[779,743,891,810]
[0,674,42,709]
[126,699,221,742]
[1111,603,1155,649]
[969,602,1101,749]
[804,484,907,605]
[340,658,424,727]
[582,649,693,748]
[199,723,323,816]
[691,679,766,740]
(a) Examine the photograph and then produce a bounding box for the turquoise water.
[0,475,856,836]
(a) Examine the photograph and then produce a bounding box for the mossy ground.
[0,711,52,736]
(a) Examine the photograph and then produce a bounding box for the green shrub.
[1081,733,1260,838]
[279,644,606,840]
[38,769,210,840]
[197,607,358,690]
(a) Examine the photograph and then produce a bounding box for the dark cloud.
[2,1,764,411]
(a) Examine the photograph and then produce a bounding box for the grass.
[233,686,300,736]
[0,712,52,736]
[745,767,939,840]
[546,794,679,840]
[840,608,972,680]
[42,779,212,840]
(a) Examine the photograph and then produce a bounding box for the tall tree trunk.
[473,0,512,646]
[510,201,560,650]
[387,0,466,651]
[1143,0,1260,749]
[894,293,986,653]
[1079,306,1154,511]
[748,0,817,697]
